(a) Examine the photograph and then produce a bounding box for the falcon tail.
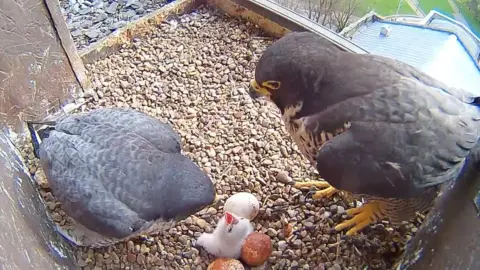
[26,121,56,159]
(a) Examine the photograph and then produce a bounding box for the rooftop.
[341,11,480,96]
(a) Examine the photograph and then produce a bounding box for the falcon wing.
[55,108,181,153]
[39,109,206,238]
[39,131,145,239]
[368,54,478,104]
[304,77,480,199]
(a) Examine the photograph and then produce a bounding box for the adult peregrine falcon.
[248,31,480,235]
[28,108,216,247]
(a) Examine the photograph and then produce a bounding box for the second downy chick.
[196,211,253,259]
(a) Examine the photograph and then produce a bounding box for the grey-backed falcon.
[248,31,480,235]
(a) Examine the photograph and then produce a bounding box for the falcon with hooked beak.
[248,31,480,235]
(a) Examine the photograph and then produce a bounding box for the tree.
[274,0,302,12]
[458,0,480,20]
[331,0,359,32]
[304,0,359,32]
[306,0,335,28]
[273,0,359,32]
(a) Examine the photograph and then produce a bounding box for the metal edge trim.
[218,0,369,54]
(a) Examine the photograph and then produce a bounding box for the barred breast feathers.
[281,102,351,164]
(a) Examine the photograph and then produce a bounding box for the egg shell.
[241,232,273,267]
[207,258,245,270]
[223,192,260,220]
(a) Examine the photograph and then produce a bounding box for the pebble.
[196,219,208,229]
[59,0,170,49]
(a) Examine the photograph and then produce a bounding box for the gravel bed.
[59,0,170,49]
[17,5,422,270]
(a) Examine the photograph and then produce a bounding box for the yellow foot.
[334,201,383,236]
[294,181,339,199]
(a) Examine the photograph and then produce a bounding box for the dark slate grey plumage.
[249,31,480,235]
[29,108,215,247]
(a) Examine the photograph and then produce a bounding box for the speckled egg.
[223,192,260,220]
[241,232,273,266]
[207,258,245,270]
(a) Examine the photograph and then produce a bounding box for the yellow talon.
[334,201,383,236]
[294,180,339,199]
[312,186,337,199]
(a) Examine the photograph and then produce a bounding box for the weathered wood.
[396,160,480,270]
[0,130,75,269]
[0,0,82,130]
[0,0,81,268]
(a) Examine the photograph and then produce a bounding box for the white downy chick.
[196,211,254,259]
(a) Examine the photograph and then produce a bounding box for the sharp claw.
[312,186,337,199]
[306,190,317,197]
[335,202,383,236]
[294,180,339,200]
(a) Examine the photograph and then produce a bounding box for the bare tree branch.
[331,0,359,32]
[273,0,359,32]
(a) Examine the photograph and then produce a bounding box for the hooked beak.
[207,192,220,208]
[248,79,268,99]
[249,84,263,99]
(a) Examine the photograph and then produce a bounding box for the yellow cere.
[250,79,271,96]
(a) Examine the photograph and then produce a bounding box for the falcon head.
[248,31,339,113]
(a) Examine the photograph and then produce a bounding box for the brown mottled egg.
[241,232,273,266]
[207,258,245,270]
[224,192,260,220]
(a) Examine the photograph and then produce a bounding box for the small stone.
[196,219,208,229]
[77,259,88,267]
[266,228,277,237]
[51,212,62,222]
[80,20,93,29]
[123,10,137,18]
[136,253,146,264]
[46,201,57,211]
[93,13,108,23]
[78,8,91,15]
[327,264,341,270]
[127,241,135,252]
[276,171,293,184]
[85,29,100,39]
[207,148,216,158]
[277,241,287,251]
[262,159,273,165]
[126,253,136,263]
[140,244,150,254]
[71,29,83,37]
[125,0,137,7]
[207,208,217,215]
[110,21,127,30]
[106,2,119,14]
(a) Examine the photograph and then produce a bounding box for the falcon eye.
[263,80,281,90]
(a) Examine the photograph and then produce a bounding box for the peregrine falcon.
[248,31,480,235]
[28,108,216,247]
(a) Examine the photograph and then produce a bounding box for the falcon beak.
[207,192,220,208]
[248,79,269,99]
